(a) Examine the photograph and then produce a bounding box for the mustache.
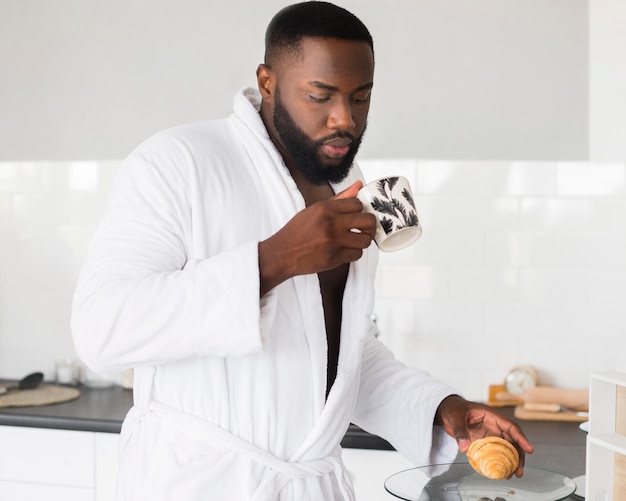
[317,131,357,144]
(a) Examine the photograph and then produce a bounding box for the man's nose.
[327,99,356,131]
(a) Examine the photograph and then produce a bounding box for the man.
[72,2,533,500]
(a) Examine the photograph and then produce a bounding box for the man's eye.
[308,94,330,103]
[352,94,370,104]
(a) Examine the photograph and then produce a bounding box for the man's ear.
[256,64,274,103]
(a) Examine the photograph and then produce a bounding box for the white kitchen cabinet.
[0,426,119,501]
[95,432,120,501]
[342,447,414,500]
[0,482,93,501]
[0,422,412,501]
[585,371,626,500]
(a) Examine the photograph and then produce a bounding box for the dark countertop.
[0,383,386,445]
[0,384,586,498]
[0,383,133,433]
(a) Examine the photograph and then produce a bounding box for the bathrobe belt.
[128,401,355,501]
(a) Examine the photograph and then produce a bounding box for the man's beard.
[273,89,366,185]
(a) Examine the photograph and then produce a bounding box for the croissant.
[467,436,519,480]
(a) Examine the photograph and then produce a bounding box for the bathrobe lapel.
[230,88,377,456]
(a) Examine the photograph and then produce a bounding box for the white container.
[82,366,117,389]
[55,358,79,385]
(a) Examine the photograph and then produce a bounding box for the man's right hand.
[258,181,376,296]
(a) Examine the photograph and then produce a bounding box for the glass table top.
[385,463,576,501]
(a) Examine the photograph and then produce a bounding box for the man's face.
[272,86,366,184]
[261,37,374,185]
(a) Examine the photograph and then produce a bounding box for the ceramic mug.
[357,175,422,252]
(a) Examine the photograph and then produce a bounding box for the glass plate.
[385,463,576,501]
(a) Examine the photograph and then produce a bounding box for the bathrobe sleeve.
[72,142,275,374]
[351,335,459,466]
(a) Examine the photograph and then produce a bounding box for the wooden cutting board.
[514,405,588,422]
[490,384,589,409]
[0,384,80,408]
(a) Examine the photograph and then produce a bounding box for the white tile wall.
[361,160,626,401]
[1,160,625,402]
[0,161,120,381]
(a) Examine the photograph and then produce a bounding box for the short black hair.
[264,1,374,66]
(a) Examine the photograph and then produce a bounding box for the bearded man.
[72,2,533,500]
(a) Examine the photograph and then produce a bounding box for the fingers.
[480,407,534,478]
[505,423,533,478]
[438,398,535,478]
[329,197,367,216]
[262,195,376,283]
[434,395,472,453]
[336,211,377,242]
[259,180,373,294]
[495,414,534,455]
[312,196,377,243]
[333,180,363,200]
[510,429,535,455]
[315,207,375,268]
[511,442,527,478]
[451,422,471,453]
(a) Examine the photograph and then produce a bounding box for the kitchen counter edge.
[0,383,392,449]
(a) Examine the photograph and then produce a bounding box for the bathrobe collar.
[229,87,377,458]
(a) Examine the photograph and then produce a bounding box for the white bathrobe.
[72,88,458,500]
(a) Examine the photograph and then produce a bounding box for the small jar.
[55,358,79,385]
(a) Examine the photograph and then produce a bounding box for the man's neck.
[288,166,334,206]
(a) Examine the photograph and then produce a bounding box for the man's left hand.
[434,395,535,478]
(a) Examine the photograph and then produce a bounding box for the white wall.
[0,161,118,379]
[361,159,626,399]
[1,2,625,397]
[1,159,625,400]
[0,0,587,161]
[589,0,626,160]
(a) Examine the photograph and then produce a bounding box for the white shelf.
[588,434,626,456]
[586,372,626,501]
[591,372,626,386]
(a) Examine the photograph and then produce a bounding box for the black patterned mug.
[357,176,422,252]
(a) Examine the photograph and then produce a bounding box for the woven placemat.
[0,383,80,408]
